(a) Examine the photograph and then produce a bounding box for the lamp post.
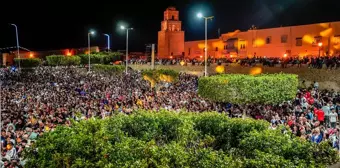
[104,34,110,51]
[318,42,323,57]
[10,24,20,71]
[0,79,2,160]
[120,25,133,74]
[197,13,214,77]
[88,30,95,72]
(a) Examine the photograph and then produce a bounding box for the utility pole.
[151,44,155,69]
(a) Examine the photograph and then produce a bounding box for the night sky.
[0,0,339,52]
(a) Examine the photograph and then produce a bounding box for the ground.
[130,63,340,91]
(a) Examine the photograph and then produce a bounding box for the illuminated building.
[157,7,185,59]
[157,7,340,59]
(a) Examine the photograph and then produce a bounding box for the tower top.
[164,6,179,21]
[166,6,176,11]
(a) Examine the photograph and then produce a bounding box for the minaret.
[157,7,185,59]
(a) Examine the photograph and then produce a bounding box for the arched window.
[266,36,272,44]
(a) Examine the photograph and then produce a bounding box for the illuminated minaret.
[157,7,185,58]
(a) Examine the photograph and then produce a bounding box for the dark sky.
[0,0,339,52]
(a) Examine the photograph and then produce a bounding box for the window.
[240,40,246,49]
[334,35,340,45]
[188,48,191,55]
[215,47,218,51]
[252,38,256,47]
[224,45,226,50]
[172,25,175,31]
[313,36,322,45]
[281,35,288,43]
[171,15,175,20]
[240,44,246,49]
[296,38,302,46]
[171,52,173,56]
[266,36,272,44]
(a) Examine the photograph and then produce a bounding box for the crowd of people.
[128,55,340,69]
[0,66,339,167]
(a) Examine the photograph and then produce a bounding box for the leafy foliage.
[198,74,298,104]
[78,52,122,65]
[46,55,81,66]
[92,64,125,74]
[142,69,179,88]
[14,58,41,67]
[24,111,338,167]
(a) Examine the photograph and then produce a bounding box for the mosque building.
[158,7,340,60]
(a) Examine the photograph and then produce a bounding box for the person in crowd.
[0,66,339,166]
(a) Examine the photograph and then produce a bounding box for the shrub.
[92,64,125,74]
[46,55,81,66]
[78,52,122,65]
[240,129,339,167]
[24,111,338,167]
[198,74,298,104]
[14,58,41,67]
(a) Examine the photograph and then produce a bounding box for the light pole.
[104,34,110,51]
[10,24,20,71]
[0,79,2,160]
[197,13,214,77]
[318,42,323,57]
[88,30,95,72]
[120,25,133,74]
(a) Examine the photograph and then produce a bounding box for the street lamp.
[120,25,133,74]
[0,79,2,160]
[104,34,110,51]
[197,13,214,77]
[10,24,20,71]
[88,30,95,72]
[318,42,323,57]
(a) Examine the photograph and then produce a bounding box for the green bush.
[46,55,81,66]
[240,129,338,167]
[78,52,122,65]
[198,74,298,104]
[14,58,41,67]
[24,111,338,168]
[92,64,125,73]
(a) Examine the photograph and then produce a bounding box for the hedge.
[14,58,41,67]
[78,52,122,65]
[198,74,298,104]
[92,64,125,73]
[46,55,81,66]
[24,111,338,167]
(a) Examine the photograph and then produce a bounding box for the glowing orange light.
[318,42,323,47]
[170,56,173,59]
[200,55,203,58]
[29,53,34,58]
[230,55,233,58]
[180,61,185,66]
[284,53,287,57]
[249,67,263,76]
[66,52,72,56]
[215,65,225,74]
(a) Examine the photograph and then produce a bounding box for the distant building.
[157,7,185,59]
[0,46,99,66]
[158,7,340,59]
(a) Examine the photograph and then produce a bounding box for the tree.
[24,110,338,167]
[198,74,298,104]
